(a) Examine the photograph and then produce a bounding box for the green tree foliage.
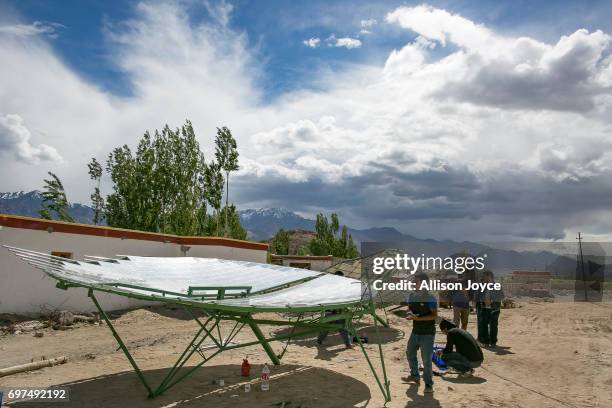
[104,120,208,236]
[87,157,105,224]
[39,172,75,222]
[296,246,311,256]
[270,229,290,255]
[214,127,239,237]
[308,213,359,258]
[204,204,246,240]
[204,161,224,236]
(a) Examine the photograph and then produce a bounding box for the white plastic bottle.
[261,363,270,391]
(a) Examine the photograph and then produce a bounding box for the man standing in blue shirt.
[403,272,438,394]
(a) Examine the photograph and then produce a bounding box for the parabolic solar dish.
[5,246,367,311]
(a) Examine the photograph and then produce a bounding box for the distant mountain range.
[2,190,607,278]
[237,207,422,244]
[0,190,95,224]
[238,208,314,240]
[0,192,421,244]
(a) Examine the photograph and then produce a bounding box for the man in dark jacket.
[437,319,483,375]
[475,270,504,347]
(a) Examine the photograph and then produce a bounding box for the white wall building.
[0,214,268,315]
[270,254,334,271]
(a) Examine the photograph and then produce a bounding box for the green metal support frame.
[87,288,391,403]
[354,302,391,402]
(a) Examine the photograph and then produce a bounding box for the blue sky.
[5,0,612,100]
[1,0,612,241]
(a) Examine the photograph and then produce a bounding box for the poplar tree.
[87,157,105,224]
[216,204,247,240]
[204,161,224,236]
[271,229,290,255]
[308,213,359,258]
[102,120,247,239]
[214,127,239,237]
[39,172,75,222]
[105,120,208,236]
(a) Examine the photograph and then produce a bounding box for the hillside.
[285,229,317,255]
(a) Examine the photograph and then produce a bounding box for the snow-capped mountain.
[0,190,95,224]
[0,191,39,200]
[238,208,315,239]
[237,207,421,244]
[240,207,300,220]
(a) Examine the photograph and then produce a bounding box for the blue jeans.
[406,333,435,386]
[442,352,481,373]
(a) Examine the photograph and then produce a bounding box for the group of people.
[403,271,504,394]
[315,269,504,395]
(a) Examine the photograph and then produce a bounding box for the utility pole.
[577,232,588,301]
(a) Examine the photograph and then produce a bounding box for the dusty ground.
[0,300,611,408]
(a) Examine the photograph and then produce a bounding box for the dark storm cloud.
[368,162,480,201]
[437,61,609,113]
[235,161,612,240]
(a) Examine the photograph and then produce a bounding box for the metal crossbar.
[187,285,252,299]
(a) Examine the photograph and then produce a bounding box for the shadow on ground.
[271,324,404,347]
[405,382,441,407]
[485,345,514,355]
[440,374,487,384]
[9,364,371,408]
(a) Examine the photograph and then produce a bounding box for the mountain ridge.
[0,190,95,224]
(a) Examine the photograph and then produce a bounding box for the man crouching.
[437,319,483,376]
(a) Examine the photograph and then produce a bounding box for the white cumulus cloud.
[386,5,612,112]
[327,35,362,49]
[0,113,62,164]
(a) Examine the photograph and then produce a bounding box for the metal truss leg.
[89,289,154,397]
[89,291,236,398]
[352,305,392,403]
[245,314,281,365]
[374,312,390,328]
[153,315,223,396]
[370,304,391,401]
[153,314,216,395]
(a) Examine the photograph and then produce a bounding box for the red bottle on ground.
[241,358,251,377]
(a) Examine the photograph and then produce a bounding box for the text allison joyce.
[372,279,501,292]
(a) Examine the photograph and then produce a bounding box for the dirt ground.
[1,300,611,408]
